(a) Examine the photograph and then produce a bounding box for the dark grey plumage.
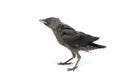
[39,17,106,71]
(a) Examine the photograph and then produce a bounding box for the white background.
[0,0,120,80]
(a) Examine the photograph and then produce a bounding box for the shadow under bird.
[39,17,106,71]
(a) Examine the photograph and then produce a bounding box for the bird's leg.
[58,52,76,65]
[67,52,81,71]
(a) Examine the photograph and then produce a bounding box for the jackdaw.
[39,17,106,71]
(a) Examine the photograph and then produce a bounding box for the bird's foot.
[67,66,78,71]
[57,62,72,65]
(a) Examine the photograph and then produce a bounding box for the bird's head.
[39,17,61,29]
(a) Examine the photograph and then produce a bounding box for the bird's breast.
[53,30,65,45]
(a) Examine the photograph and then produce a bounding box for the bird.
[39,17,106,71]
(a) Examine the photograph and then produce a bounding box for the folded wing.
[61,28,99,48]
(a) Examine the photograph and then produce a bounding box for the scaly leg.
[58,52,76,65]
[67,52,81,71]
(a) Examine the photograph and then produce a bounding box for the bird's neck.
[51,24,61,30]
[52,26,58,30]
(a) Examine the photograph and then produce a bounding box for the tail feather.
[90,43,106,48]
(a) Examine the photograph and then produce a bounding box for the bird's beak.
[39,19,47,24]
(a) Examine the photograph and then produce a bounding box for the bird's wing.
[61,29,99,48]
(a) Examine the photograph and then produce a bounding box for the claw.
[67,66,78,71]
[57,62,72,65]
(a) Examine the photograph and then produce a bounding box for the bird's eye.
[46,21,51,25]
[47,22,50,24]
[44,22,49,26]
[43,21,48,25]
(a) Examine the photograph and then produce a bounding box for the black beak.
[39,19,47,24]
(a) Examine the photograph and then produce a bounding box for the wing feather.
[62,30,99,48]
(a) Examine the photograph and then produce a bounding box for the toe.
[57,62,72,65]
[67,66,78,71]
[57,62,64,65]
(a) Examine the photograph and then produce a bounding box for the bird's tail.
[89,43,106,49]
